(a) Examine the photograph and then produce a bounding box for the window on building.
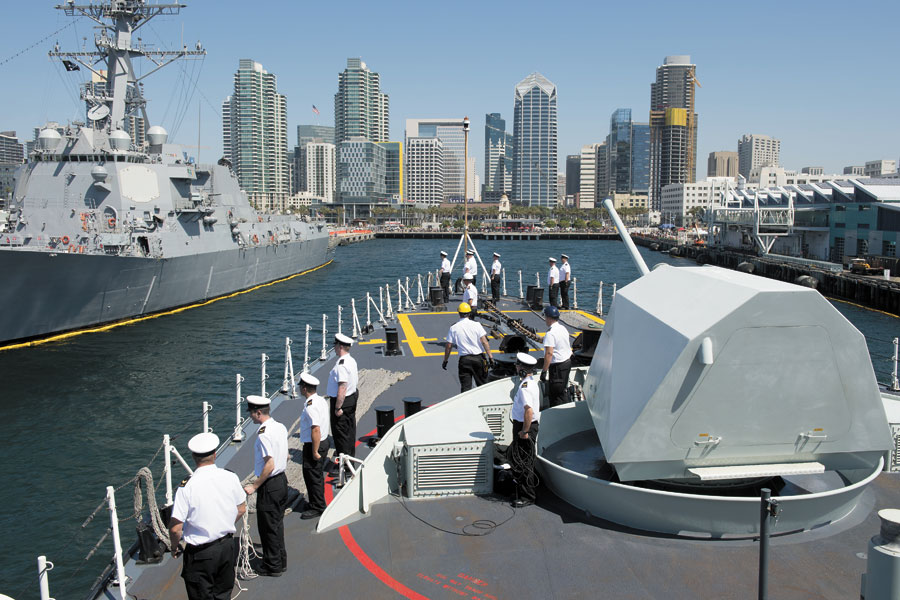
[883,241,896,257]
[832,237,845,262]
[857,238,868,256]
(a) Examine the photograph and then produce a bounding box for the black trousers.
[256,472,287,572]
[458,353,487,392]
[548,358,572,407]
[330,392,358,458]
[548,283,560,307]
[440,272,451,302]
[302,438,331,512]
[510,420,540,502]
[182,534,235,600]
[560,280,570,309]
[491,274,501,303]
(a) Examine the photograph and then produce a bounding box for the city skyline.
[0,1,897,178]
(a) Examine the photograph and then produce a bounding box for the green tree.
[441,219,451,229]
[470,220,482,230]
[544,219,557,228]
[558,219,570,229]
[453,219,465,229]
[573,218,586,229]
[587,220,602,229]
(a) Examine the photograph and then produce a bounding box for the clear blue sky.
[1,0,897,176]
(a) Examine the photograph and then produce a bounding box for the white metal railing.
[260,353,269,397]
[106,486,127,600]
[38,555,54,600]
[233,374,245,442]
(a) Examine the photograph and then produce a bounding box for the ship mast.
[48,1,205,134]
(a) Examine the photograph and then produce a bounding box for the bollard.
[865,509,900,599]
[375,406,395,440]
[403,397,422,418]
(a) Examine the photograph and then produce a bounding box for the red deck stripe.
[324,417,431,600]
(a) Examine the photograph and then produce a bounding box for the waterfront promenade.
[375,230,619,241]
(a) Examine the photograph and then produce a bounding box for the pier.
[634,235,900,316]
[375,230,619,241]
[330,229,374,245]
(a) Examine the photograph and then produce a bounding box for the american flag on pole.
[312,105,320,115]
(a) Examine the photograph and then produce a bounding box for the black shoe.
[512,498,534,508]
[300,508,323,520]
[256,566,284,577]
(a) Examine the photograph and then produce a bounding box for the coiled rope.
[132,467,171,550]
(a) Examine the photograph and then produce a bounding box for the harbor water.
[0,238,896,598]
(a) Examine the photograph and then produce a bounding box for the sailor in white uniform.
[509,352,541,507]
[490,252,502,304]
[547,257,560,308]
[464,249,478,288]
[559,254,572,309]
[443,301,493,392]
[439,250,452,302]
[298,373,331,519]
[328,333,359,458]
[243,395,289,576]
[540,305,573,407]
[462,273,479,314]
[168,432,246,600]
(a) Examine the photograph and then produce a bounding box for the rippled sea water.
[0,237,896,598]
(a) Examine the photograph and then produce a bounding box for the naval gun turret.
[584,263,893,483]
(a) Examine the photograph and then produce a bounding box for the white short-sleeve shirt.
[462,283,478,307]
[327,354,358,396]
[171,465,245,546]
[560,262,571,282]
[465,257,477,277]
[491,260,502,276]
[446,317,487,356]
[254,418,288,477]
[547,265,560,287]
[543,321,572,363]
[441,258,451,273]
[512,374,541,423]
[300,393,330,443]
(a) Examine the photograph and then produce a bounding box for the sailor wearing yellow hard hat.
[443,302,493,392]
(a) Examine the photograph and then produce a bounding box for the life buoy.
[252,234,259,244]
[61,235,70,245]
[108,217,116,228]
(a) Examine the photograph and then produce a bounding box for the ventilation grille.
[890,424,900,472]
[481,405,510,445]
[408,442,492,498]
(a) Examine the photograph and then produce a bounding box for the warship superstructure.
[0,1,331,345]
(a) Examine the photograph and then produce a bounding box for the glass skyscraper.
[512,73,558,207]
[484,113,513,197]
[405,119,466,202]
[334,58,389,144]
[605,109,650,196]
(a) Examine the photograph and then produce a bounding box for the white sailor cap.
[440,250,448,256]
[561,253,569,259]
[246,394,271,407]
[493,252,500,257]
[548,256,557,262]
[516,352,538,366]
[188,432,220,455]
[465,249,473,255]
[299,373,320,387]
[334,332,354,346]
[463,273,473,280]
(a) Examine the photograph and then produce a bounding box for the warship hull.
[0,236,332,345]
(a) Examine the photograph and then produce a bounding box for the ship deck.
[116,294,900,600]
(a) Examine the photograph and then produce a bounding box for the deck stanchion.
[38,555,53,600]
[379,287,384,318]
[233,374,244,442]
[366,292,373,331]
[572,277,578,309]
[892,337,899,392]
[260,353,268,397]
[758,488,778,600]
[612,283,617,302]
[351,299,359,338]
[107,486,128,600]
[502,268,507,297]
[597,282,604,315]
[303,325,311,373]
[202,401,211,433]
[283,337,296,395]
[163,434,173,505]
[337,305,343,336]
[518,270,524,299]
[320,314,328,360]
[535,272,540,287]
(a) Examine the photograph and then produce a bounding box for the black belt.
[327,390,358,407]
[185,533,232,552]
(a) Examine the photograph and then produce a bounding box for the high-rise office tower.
[484,113,514,197]
[222,59,289,210]
[405,137,444,205]
[738,134,780,178]
[578,143,604,210]
[605,109,651,197]
[649,55,698,210]
[293,125,336,195]
[708,151,739,178]
[512,72,558,207]
[305,142,336,203]
[378,141,403,200]
[565,155,581,198]
[297,125,335,146]
[405,119,466,202]
[334,58,389,144]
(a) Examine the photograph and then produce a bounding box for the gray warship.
[0,1,331,347]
